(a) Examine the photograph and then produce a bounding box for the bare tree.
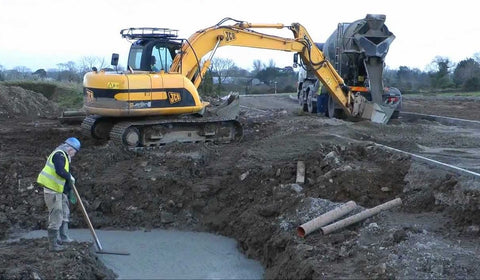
[56,61,80,82]
[428,56,455,89]
[427,56,454,73]
[453,58,480,90]
[13,66,32,79]
[210,57,236,85]
[252,59,263,73]
[56,61,77,72]
[79,56,107,73]
[0,65,5,81]
[473,52,480,64]
[267,59,276,68]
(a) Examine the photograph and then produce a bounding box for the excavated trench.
[2,86,480,279]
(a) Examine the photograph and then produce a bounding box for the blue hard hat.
[65,137,81,151]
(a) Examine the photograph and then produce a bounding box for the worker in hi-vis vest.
[37,137,80,252]
[316,80,328,115]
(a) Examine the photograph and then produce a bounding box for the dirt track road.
[2,85,480,279]
[242,94,480,174]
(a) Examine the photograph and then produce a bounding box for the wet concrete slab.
[20,229,264,279]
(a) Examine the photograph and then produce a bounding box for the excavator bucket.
[362,102,397,124]
[353,95,398,124]
[209,92,240,120]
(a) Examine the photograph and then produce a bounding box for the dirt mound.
[0,238,116,279]
[0,84,61,120]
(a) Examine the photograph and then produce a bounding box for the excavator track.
[80,94,243,151]
[81,115,98,137]
[82,113,243,151]
[110,116,243,151]
[81,115,114,140]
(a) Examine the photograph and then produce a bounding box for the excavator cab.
[120,28,183,72]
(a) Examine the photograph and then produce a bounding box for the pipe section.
[296,161,305,184]
[320,198,402,235]
[297,200,357,237]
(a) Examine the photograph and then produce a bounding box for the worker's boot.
[48,229,64,252]
[59,222,74,243]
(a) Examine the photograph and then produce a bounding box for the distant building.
[212,76,235,84]
[251,78,262,86]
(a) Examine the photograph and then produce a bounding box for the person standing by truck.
[37,137,80,252]
[316,80,328,115]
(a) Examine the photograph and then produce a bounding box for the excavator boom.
[170,20,353,114]
[170,18,394,120]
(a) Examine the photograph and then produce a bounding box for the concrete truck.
[297,14,401,120]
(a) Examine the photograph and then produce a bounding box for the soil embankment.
[2,87,480,279]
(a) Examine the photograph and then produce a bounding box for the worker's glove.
[69,189,77,204]
[69,175,76,186]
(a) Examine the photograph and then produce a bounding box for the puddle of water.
[20,229,264,279]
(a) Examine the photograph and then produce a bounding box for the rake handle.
[71,183,104,251]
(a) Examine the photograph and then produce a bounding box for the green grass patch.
[404,91,480,97]
[454,91,480,97]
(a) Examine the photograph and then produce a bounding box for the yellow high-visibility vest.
[36,150,69,193]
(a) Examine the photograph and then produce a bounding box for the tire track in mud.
[330,133,480,179]
[401,111,480,128]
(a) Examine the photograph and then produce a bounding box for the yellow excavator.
[82,17,397,148]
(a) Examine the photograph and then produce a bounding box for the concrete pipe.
[320,198,402,235]
[296,161,305,184]
[297,200,357,238]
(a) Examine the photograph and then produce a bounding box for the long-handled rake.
[72,184,129,255]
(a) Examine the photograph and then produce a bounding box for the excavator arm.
[170,18,395,122]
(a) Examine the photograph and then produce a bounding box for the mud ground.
[1,85,480,279]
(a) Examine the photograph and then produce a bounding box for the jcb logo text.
[224,31,236,42]
[168,92,181,104]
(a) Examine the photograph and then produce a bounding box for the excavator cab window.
[128,46,144,70]
[127,39,182,72]
[151,45,173,72]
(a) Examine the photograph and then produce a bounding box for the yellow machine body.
[83,71,207,117]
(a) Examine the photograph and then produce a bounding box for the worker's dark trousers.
[317,94,327,115]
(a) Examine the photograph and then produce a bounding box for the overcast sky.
[0,0,478,72]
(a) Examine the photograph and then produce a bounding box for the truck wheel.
[326,95,345,119]
[299,90,308,112]
[297,82,304,107]
[391,110,400,119]
[307,92,317,113]
[298,91,304,107]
